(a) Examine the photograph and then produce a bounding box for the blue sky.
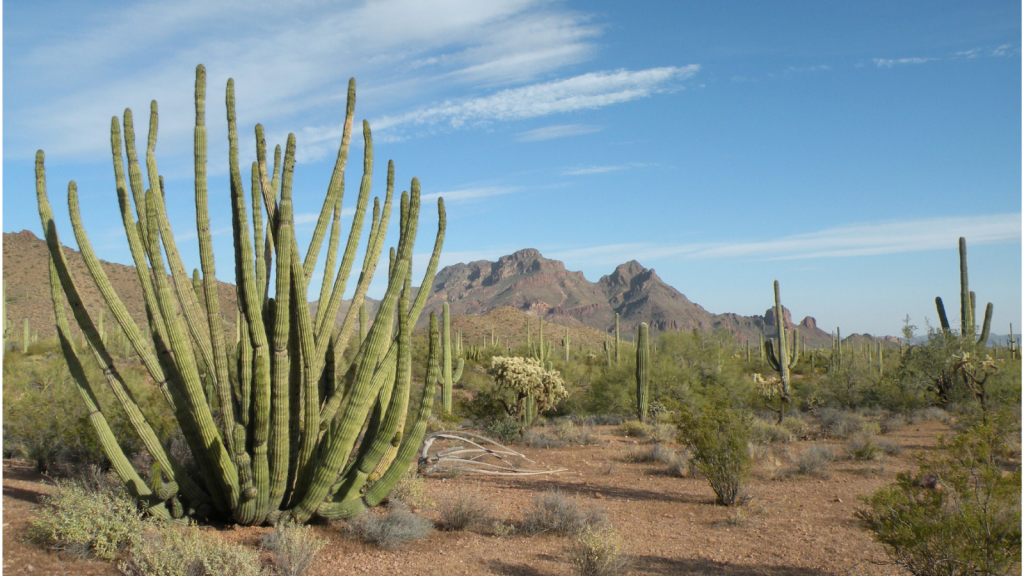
[3,1,1021,338]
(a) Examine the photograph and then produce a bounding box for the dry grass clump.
[878,414,906,435]
[795,445,834,476]
[818,409,866,438]
[436,491,491,532]
[523,490,607,536]
[617,420,650,438]
[664,449,691,478]
[553,420,601,445]
[624,443,676,464]
[522,428,568,448]
[121,523,266,576]
[569,526,630,576]
[617,420,676,443]
[780,415,809,438]
[749,418,793,444]
[847,435,884,461]
[346,502,433,549]
[912,406,951,423]
[27,478,143,562]
[261,522,326,576]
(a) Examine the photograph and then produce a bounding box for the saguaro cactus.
[36,65,446,526]
[636,322,649,422]
[761,280,799,424]
[441,302,464,415]
[614,313,620,365]
[935,237,993,346]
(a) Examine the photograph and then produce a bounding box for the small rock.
[594,493,604,499]
[833,497,842,503]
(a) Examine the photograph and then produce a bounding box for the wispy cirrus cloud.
[561,162,655,176]
[874,57,935,68]
[516,123,603,142]
[545,214,1021,267]
[421,186,516,202]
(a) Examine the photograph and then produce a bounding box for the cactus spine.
[636,322,649,422]
[36,65,447,526]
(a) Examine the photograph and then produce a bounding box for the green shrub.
[780,415,809,437]
[856,422,1021,576]
[27,478,143,561]
[749,418,793,444]
[847,435,883,461]
[120,523,266,576]
[677,405,750,506]
[388,466,432,508]
[261,522,326,576]
[623,444,676,464]
[569,525,630,576]
[486,415,522,444]
[523,490,606,536]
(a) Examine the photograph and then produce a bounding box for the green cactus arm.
[65,182,210,505]
[302,79,356,282]
[959,237,970,335]
[266,134,296,514]
[452,358,465,383]
[358,311,439,511]
[977,302,993,347]
[935,296,951,333]
[46,254,171,519]
[764,339,781,372]
[290,186,419,524]
[314,197,343,333]
[788,328,800,369]
[121,109,152,250]
[442,302,453,413]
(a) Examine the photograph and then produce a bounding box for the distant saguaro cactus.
[441,302,464,415]
[636,323,650,422]
[935,237,993,347]
[756,280,799,424]
[36,65,447,525]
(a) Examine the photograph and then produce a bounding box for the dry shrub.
[780,415,809,438]
[795,445,834,476]
[436,491,491,532]
[523,491,606,536]
[664,450,691,478]
[624,443,676,464]
[569,526,630,576]
[523,428,567,449]
[876,439,902,456]
[879,414,906,435]
[389,466,432,508]
[749,418,793,444]
[261,522,326,576]
[847,435,883,461]
[120,523,266,576]
[346,502,433,550]
[818,409,865,438]
[27,478,143,562]
[617,420,650,438]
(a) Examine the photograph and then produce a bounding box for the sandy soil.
[3,421,953,576]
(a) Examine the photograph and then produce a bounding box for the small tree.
[488,356,567,426]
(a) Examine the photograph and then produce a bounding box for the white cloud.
[561,162,654,176]
[421,186,516,203]
[373,66,699,133]
[991,43,1013,57]
[516,123,603,142]
[874,57,935,68]
[955,48,982,58]
[787,65,831,73]
[545,214,1022,266]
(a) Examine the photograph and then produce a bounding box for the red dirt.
[3,421,952,575]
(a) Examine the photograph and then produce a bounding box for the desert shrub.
[647,423,678,444]
[346,502,433,549]
[847,435,883,461]
[780,415,809,438]
[485,415,522,444]
[795,445,834,476]
[523,490,606,536]
[553,419,599,445]
[616,420,675,443]
[584,414,628,426]
[879,414,906,434]
[876,439,902,457]
[120,523,266,576]
[522,428,567,449]
[856,422,1021,576]
[27,478,143,561]
[624,444,675,464]
[436,491,491,532]
[388,466,432,508]
[914,406,951,423]
[749,418,793,444]
[575,425,600,446]
[818,409,865,438]
[617,419,650,438]
[677,405,750,506]
[261,522,326,576]
[665,450,691,478]
[569,525,630,576]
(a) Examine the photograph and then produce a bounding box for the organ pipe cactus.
[935,237,993,347]
[636,322,649,422]
[35,65,446,526]
[441,302,464,415]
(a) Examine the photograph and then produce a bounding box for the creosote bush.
[120,523,266,576]
[27,478,143,561]
[856,421,1021,576]
[569,525,630,576]
[523,490,607,536]
[678,405,750,506]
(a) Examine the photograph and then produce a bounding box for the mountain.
[423,248,868,348]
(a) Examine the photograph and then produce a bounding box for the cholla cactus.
[488,356,566,421]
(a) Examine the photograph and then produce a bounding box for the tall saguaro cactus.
[935,237,993,347]
[614,313,621,365]
[636,322,649,422]
[36,65,446,526]
[762,280,799,424]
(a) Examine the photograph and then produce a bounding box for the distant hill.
[4,232,901,350]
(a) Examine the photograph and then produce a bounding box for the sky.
[3,1,1021,338]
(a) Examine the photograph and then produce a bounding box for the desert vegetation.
[1,63,1020,576]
